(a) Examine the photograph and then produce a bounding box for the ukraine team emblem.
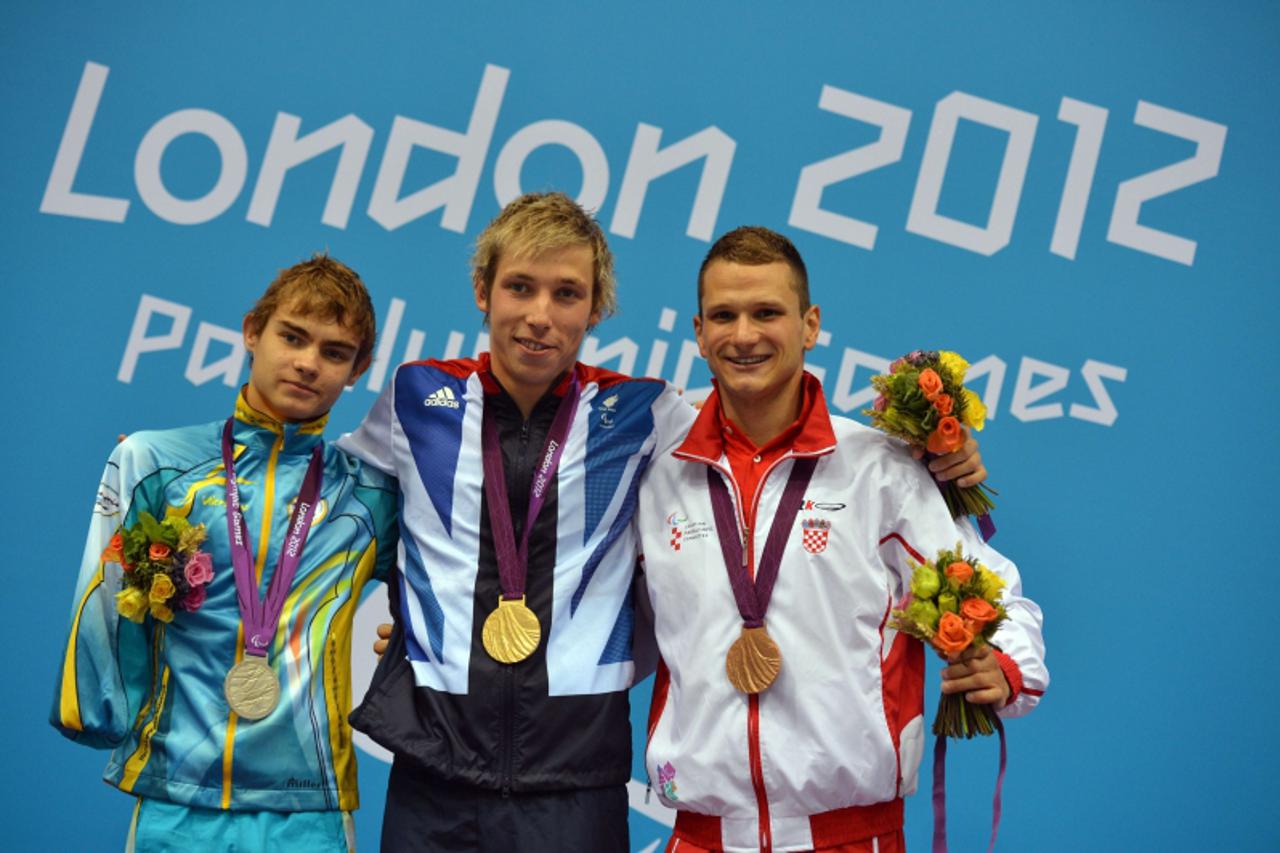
[801,517,830,554]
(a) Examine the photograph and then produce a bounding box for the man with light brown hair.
[342,192,692,851]
[54,254,399,852]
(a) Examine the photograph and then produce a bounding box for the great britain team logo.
[598,393,620,429]
[801,517,831,554]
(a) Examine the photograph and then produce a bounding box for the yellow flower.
[116,587,149,623]
[938,351,970,383]
[960,388,987,431]
[150,602,174,623]
[977,567,1006,601]
[150,572,176,603]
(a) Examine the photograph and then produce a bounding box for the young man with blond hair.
[54,255,399,851]
[636,227,1048,852]
[342,192,694,850]
[348,196,993,851]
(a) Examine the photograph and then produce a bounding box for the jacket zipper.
[672,443,830,848]
[708,457,794,853]
[742,477,772,853]
[501,417,532,797]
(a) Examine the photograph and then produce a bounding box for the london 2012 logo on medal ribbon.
[801,517,831,554]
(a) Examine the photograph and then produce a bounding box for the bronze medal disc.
[481,596,541,664]
[725,625,782,694]
[224,656,280,720]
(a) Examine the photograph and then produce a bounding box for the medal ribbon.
[931,716,1007,853]
[221,418,325,658]
[480,376,580,602]
[705,457,817,627]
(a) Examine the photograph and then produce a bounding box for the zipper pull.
[645,782,652,804]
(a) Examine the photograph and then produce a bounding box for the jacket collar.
[476,351,580,401]
[674,371,837,463]
[232,387,327,454]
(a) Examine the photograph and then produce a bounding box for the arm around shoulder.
[336,372,399,476]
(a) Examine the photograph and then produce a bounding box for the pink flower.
[873,394,888,412]
[179,584,207,612]
[184,551,214,586]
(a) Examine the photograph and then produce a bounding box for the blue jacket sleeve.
[51,436,160,749]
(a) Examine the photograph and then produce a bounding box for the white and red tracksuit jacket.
[637,381,1047,852]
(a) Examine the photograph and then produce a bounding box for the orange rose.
[926,416,964,454]
[932,393,953,416]
[945,560,974,585]
[932,612,974,656]
[101,532,125,564]
[959,597,998,628]
[917,368,944,401]
[149,542,172,561]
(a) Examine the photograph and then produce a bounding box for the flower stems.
[933,692,998,738]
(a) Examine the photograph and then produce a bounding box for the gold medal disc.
[481,596,541,664]
[725,625,782,694]
[224,656,280,720]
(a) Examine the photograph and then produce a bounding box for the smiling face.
[242,302,368,423]
[694,259,821,430]
[475,244,600,416]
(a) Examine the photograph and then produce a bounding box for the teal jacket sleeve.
[51,436,161,750]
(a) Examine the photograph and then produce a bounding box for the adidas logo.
[423,386,460,409]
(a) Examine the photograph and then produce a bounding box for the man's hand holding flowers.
[940,644,1011,709]
[912,432,987,487]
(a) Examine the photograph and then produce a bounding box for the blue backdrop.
[5,2,1277,850]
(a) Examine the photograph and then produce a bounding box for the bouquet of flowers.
[102,512,213,623]
[890,542,1007,738]
[865,349,995,522]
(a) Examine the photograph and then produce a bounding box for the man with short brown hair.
[54,254,399,851]
[637,226,1048,852]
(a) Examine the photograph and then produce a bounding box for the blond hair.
[471,192,617,320]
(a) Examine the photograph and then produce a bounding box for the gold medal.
[725,625,782,694]
[223,656,280,720]
[481,596,541,664]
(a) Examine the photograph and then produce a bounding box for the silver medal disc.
[223,656,279,721]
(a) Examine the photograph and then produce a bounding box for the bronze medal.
[725,625,782,694]
[223,655,280,720]
[481,596,541,664]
